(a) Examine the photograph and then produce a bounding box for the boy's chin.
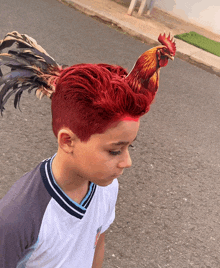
[93,178,115,187]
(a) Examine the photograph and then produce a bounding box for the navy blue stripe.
[40,157,97,218]
[82,184,95,207]
[84,184,97,209]
[40,161,83,219]
[81,183,96,207]
[45,160,85,214]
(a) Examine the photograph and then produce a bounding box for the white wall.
[154,0,220,35]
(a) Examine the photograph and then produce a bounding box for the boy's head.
[51,63,152,142]
[56,119,139,186]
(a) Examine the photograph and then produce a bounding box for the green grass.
[175,31,220,57]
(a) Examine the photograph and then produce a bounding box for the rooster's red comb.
[158,33,176,56]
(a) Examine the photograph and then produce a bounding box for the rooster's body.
[126,34,176,101]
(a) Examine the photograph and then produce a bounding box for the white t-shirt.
[0,156,119,268]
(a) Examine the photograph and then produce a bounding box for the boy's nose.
[118,150,132,169]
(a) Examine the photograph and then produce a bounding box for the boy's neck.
[51,152,90,204]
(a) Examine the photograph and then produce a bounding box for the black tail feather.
[0,31,62,114]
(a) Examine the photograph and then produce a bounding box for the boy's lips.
[114,171,123,177]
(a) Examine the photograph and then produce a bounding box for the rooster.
[125,33,176,101]
[0,31,175,114]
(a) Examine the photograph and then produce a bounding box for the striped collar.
[40,156,97,219]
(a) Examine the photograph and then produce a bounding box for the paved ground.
[60,0,220,77]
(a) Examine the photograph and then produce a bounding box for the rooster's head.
[157,33,176,67]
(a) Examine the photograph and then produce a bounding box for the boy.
[0,32,175,267]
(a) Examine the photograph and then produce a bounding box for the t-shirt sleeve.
[101,179,119,233]
[0,162,51,268]
[0,214,26,268]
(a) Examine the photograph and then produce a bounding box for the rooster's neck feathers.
[125,46,163,93]
[126,33,176,97]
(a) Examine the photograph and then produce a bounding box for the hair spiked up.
[0,31,176,141]
[52,63,150,141]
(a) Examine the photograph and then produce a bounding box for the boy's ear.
[57,128,78,154]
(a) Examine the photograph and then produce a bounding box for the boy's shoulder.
[0,160,51,226]
[0,160,52,267]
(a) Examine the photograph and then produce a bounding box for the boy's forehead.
[109,136,137,146]
[92,120,140,144]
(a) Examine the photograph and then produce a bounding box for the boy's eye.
[108,144,134,156]
[109,150,121,156]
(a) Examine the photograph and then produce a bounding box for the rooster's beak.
[167,54,174,61]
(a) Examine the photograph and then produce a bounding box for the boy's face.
[70,120,140,186]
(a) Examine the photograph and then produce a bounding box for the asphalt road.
[0,0,220,267]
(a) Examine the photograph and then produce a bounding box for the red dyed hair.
[52,63,153,142]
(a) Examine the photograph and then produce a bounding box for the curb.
[60,0,220,77]
[59,0,160,47]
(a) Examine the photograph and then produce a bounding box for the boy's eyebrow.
[110,136,137,146]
